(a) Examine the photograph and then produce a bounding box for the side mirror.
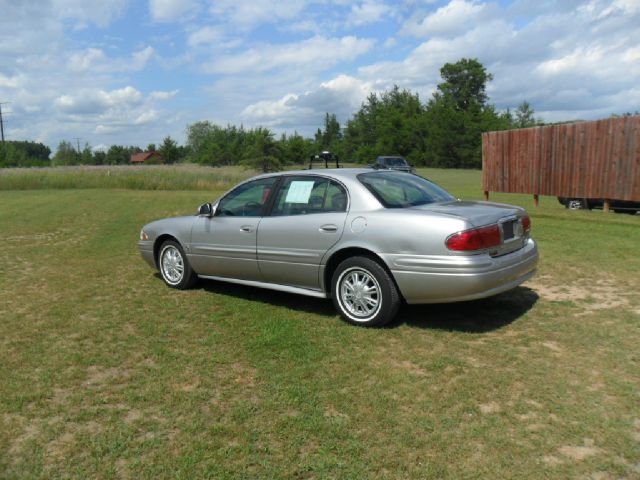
[198,203,214,217]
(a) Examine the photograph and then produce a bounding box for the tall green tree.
[81,143,94,165]
[52,140,79,166]
[105,145,141,165]
[319,113,342,154]
[0,141,50,167]
[424,58,504,168]
[343,86,426,164]
[515,101,537,128]
[93,150,106,165]
[158,136,179,164]
[186,122,248,165]
[241,127,282,172]
[282,132,314,165]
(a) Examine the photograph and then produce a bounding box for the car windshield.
[383,157,407,166]
[358,171,455,208]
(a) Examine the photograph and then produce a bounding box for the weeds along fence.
[482,115,640,202]
[0,165,256,191]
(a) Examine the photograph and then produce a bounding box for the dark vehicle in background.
[558,197,639,214]
[369,156,414,173]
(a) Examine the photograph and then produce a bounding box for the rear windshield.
[358,171,455,208]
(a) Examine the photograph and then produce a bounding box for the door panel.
[189,216,260,279]
[187,177,277,280]
[257,176,348,289]
[257,213,346,288]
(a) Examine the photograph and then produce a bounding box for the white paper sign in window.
[285,181,315,203]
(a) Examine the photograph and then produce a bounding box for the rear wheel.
[331,256,400,327]
[158,240,197,289]
[567,198,588,210]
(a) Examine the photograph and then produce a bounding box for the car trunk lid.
[412,201,528,256]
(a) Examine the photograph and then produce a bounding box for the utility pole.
[0,102,9,143]
[73,137,82,162]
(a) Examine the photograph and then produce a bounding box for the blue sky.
[1,0,639,151]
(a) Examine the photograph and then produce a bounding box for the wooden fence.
[482,116,640,203]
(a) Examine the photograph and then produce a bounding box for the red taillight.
[446,224,502,251]
[522,214,531,233]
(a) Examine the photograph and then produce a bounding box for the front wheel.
[158,240,197,289]
[331,256,401,327]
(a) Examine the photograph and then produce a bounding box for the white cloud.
[69,48,107,72]
[67,46,154,73]
[402,0,489,37]
[52,0,128,28]
[209,0,308,30]
[94,124,124,135]
[347,1,392,26]
[131,46,155,69]
[149,0,199,22]
[205,36,375,74]
[241,75,375,128]
[54,86,144,115]
[0,73,27,89]
[135,110,160,125]
[187,26,223,47]
[150,90,179,100]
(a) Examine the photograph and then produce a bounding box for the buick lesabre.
[139,169,538,326]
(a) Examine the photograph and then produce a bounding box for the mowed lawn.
[0,167,639,479]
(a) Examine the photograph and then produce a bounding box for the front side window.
[358,171,454,208]
[217,177,277,217]
[271,176,348,216]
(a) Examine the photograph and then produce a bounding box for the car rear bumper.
[138,241,156,268]
[385,238,538,304]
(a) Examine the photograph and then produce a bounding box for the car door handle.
[319,224,338,232]
[240,225,254,232]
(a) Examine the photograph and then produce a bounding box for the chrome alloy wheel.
[337,267,382,321]
[160,245,184,285]
[567,199,585,210]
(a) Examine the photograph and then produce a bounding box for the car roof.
[256,168,409,182]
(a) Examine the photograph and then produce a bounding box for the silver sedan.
[139,169,538,326]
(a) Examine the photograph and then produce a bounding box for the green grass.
[0,167,639,479]
[0,165,258,192]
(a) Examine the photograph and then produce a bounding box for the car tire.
[158,240,197,289]
[331,256,400,327]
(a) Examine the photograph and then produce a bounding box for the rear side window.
[271,176,348,216]
[358,171,454,208]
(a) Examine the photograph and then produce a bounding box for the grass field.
[0,166,639,479]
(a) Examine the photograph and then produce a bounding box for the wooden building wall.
[482,115,640,201]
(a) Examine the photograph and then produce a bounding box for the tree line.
[2,58,544,170]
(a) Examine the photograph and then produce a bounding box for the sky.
[0,0,639,152]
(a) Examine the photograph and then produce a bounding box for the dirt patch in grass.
[479,401,501,414]
[528,276,631,312]
[558,440,601,461]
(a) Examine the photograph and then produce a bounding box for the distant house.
[130,151,163,164]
